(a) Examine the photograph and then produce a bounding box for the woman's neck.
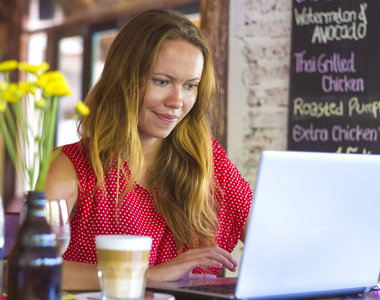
[140,138,162,163]
[138,137,163,187]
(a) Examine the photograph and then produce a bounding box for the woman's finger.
[146,246,238,282]
[185,247,237,271]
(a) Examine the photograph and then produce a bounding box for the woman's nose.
[165,86,183,109]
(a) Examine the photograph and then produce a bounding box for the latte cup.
[95,235,152,300]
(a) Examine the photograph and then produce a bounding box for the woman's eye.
[154,79,168,86]
[184,83,198,91]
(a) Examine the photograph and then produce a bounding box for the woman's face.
[138,40,204,144]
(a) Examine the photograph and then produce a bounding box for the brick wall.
[226,0,292,277]
[227,0,292,187]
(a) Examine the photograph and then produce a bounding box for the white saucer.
[74,292,175,300]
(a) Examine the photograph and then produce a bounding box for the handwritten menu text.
[288,0,380,154]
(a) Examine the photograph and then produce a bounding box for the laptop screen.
[236,151,380,299]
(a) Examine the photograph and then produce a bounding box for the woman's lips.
[154,112,178,125]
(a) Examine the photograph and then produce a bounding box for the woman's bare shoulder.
[49,149,77,178]
[45,149,79,208]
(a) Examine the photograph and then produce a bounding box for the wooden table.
[62,288,380,300]
[146,285,380,300]
[154,290,380,300]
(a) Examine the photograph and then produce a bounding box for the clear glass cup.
[45,199,71,256]
[96,235,152,300]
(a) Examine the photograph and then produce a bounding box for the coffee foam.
[95,235,152,251]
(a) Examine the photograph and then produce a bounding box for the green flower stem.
[34,104,49,191]
[28,168,34,191]
[35,95,59,191]
[13,101,28,143]
[47,96,59,153]
[4,109,23,173]
[41,96,51,161]
[14,100,33,189]
[14,101,32,185]
[32,110,45,190]
[12,101,28,167]
[34,103,49,191]
[4,72,9,88]
[37,112,45,176]
[0,113,16,162]
[4,105,18,141]
[0,113,26,184]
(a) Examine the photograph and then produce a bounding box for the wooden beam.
[200,0,229,150]
[26,0,200,32]
[2,0,26,209]
[200,0,229,276]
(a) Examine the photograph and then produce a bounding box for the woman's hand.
[146,246,238,282]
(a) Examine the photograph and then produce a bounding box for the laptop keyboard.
[179,282,236,295]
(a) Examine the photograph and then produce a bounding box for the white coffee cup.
[95,235,152,300]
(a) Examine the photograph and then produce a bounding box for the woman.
[45,9,252,291]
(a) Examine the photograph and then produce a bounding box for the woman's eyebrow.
[153,72,201,82]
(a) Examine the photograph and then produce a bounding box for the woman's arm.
[62,246,237,289]
[44,149,78,211]
[62,261,99,291]
[45,150,99,291]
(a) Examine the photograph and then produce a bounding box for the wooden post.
[2,0,26,209]
[200,0,229,150]
[200,0,229,278]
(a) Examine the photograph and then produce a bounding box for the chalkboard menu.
[288,0,380,154]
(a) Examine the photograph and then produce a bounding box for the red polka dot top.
[61,138,252,275]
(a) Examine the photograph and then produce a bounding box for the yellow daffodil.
[37,71,64,87]
[19,81,37,96]
[75,101,90,116]
[19,62,50,75]
[35,98,47,109]
[0,101,7,112]
[44,81,72,96]
[0,82,6,92]
[1,83,22,103]
[37,71,72,96]
[0,60,18,72]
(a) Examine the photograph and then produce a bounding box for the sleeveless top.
[61,138,252,275]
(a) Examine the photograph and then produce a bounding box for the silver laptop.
[147,150,380,299]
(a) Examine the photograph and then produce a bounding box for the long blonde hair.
[78,9,220,250]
